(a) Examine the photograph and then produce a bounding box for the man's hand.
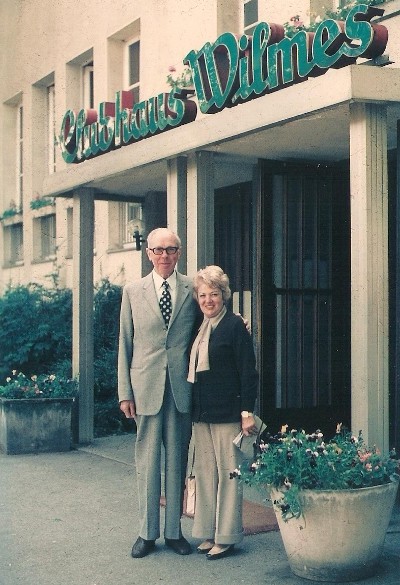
[120,399,136,419]
[236,313,251,333]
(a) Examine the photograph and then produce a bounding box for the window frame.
[3,222,24,267]
[47,84,56,175]
[82,61,94,109]
[244,0,258,29]
[33,213,56,262]
[124,38,140,104]
[16,104,23,208]
[120,201,143,246]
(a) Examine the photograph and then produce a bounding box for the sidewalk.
[1,434,399,585]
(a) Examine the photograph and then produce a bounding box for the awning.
[43,65,400,199]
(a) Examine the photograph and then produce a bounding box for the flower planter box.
[0,397,74,455]
[271,481,399,582]
[236,425,400,582]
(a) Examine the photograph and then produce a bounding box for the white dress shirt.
[152,269,177,308]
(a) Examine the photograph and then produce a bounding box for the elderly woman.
[187,265,258,560]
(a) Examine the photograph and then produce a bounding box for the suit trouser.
[135,377,192,541]
[192,421,244,545]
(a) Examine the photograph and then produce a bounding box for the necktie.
[159,280,172,326]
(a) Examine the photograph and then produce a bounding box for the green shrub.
[0,278,124,436]
[94,278,122,352]
[0,284,72,383]
[93,278,121,402]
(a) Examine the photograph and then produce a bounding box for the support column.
[186,151,214,275]
[167,156,188,274]
[72,188,94,444]
[349,102,388,452]
[394,120,400,453]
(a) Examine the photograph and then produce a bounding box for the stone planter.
[0,397,74,454]
[271,481,399,582]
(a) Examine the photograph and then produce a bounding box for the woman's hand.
[241,414,257,436]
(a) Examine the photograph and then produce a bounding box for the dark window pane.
[272,175,285,288]
[303,178,317,288]
[129,41,140,86]
[131,85,140,104]
[9,224,23,264]
[244,0,258,27]
[318,179,332,288]
[287,177,301,288]
[41,214,56,258]
[89,69,94,108]
[286,294,302,408]
[318,294,331,404]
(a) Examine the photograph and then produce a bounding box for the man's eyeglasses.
[148,246,179,255]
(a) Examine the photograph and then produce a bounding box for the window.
[16,105,23,208]
[83,62,94,109]
[108,20,140,105]
[244,0,258,31]
[120,202,143,245]
[33,214,56,261]
[126,40,140,104]
[47,85,56,174]
[3,223,23,266]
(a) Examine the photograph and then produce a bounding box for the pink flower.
[358,451,372,462]
[290,15,303,28]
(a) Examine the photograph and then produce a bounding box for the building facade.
[1,0,400,448]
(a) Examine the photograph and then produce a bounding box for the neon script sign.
[59,4,387,163]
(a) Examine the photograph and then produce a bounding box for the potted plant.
[0,370,78,454]
[30,194,55,210]
[232,424,400,582]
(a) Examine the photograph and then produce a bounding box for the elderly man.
[118,227,199,558]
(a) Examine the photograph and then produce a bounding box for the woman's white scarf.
[187,306,227,383]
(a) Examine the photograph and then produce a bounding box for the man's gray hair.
[147,227,181,248]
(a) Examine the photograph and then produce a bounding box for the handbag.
[185,448,196,516]
[233,415,267,460]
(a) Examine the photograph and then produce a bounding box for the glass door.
[259,162,351,436]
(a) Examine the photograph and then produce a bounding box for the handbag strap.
[189,445,195,477]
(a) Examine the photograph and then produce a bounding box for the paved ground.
[1,434,399,585]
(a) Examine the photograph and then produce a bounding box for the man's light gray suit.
[118,271,198,540]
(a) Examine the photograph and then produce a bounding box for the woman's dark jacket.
[191,311,258,423]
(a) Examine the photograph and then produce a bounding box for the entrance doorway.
[214,182,253,320]
[258,161,351,436]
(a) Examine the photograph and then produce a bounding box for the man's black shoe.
[165,536,192,555]
[131,537,156,558]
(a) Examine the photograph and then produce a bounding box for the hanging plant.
[0,200,22,221]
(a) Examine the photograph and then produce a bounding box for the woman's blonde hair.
[193,265,231,302]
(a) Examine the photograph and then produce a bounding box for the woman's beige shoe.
[196,539,214,554]
[205,544,235,560]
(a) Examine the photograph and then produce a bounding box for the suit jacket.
[118,271,199,415]
[191,311,258,423]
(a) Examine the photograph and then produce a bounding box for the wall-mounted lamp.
[127,219,146,251]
